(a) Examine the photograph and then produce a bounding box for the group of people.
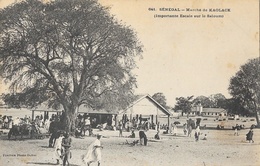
[54,132,72,165]
[50,118,256,166]
[0,115,13,129]
[233,124,254,143]
[53,132,103,166]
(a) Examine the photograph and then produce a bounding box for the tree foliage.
[193,95,212,108]
[0,0,143,131]
[193,94,227,108]
[209,93,226,108]
[225,98,251,116]
[152,92,168,109]
[229,58,260,125]
[174,96,194,117]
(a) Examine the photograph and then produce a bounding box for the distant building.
[31,94,171,128]
[181,106,227,118]
[201,108,227,117]
[191,103,203,115]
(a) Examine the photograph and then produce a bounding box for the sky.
[0,0,259,107]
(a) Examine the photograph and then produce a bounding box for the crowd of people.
[1,112,256,166]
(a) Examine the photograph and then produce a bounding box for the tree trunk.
[187,112,190,118]
[63,104,78,133]
[255,109,260,127]
[253,101,260,127]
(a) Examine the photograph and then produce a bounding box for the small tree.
[193,95,212,108]
[174,96,194,118]
[229,58,260,126]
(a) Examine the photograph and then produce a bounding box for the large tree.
[229,58,260,126]
[0,0,142,131]
[225,98,250,116]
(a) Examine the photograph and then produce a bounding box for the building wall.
[132,97,165,116]
[122,97,167,117]
[201,112,227,117]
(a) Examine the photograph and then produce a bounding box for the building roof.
[31,94,170,116]
[78,105,118,115]
[202,108,227,113]
[31,104,118,115]
[31,105,63,112]
[120,94,171,116]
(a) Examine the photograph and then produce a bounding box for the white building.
[118,94,171,127]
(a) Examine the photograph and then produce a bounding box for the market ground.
[0,126,259,166]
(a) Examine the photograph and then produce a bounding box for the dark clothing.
[129,132,135,138]
[195,132,199,141]
[139,131,148,146]
[246,130,253,141]
[49,121,60,147]
[154,133,160,140]
[49,130,60,147]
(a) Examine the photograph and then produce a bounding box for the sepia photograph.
[0,0,259,165]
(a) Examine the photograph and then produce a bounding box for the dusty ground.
[0,127,259,166]
[0,109,259,166]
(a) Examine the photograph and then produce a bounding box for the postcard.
[0,0,259,166]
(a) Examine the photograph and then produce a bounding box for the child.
[61,132,72,166]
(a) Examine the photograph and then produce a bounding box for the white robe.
[173,125,178,134]
[82,139,101,164]
[54,136,64,160]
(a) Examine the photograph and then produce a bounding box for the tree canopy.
[152,92,168,109]
[174,96,194,117]
[229,58,260,126]
[0,0,143,131]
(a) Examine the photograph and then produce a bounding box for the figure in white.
[82,134,103,166]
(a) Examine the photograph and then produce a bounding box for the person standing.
[183,123,187,135]
[139,129,148,146]
[118,122,123,137]
[246,128,254,143]
[234,124,239,136]
[195,125,200,141]
[49,118,59,147]
[54,132,64,165]
[61,132,72,166]
[82,134,103,166]
[187,125,193,137]
[173,124,178,136]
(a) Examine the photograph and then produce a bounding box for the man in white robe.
[54,132,64,164]
[82,134,103,166]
